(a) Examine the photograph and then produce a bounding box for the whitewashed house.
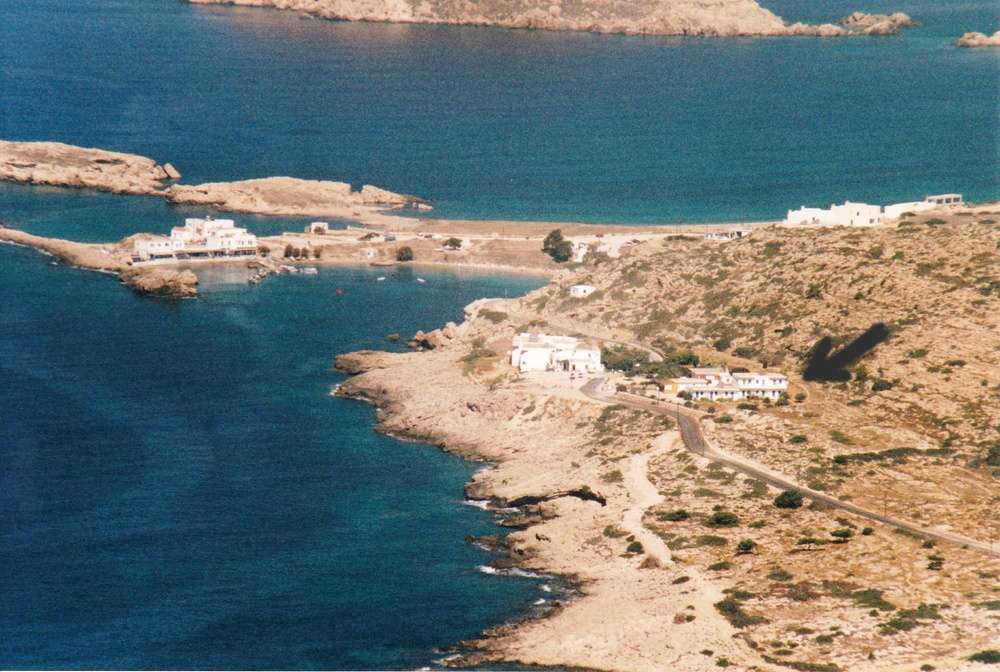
[883,194,963,219]
[133,217,257,262]
[306,222,329,234]
[510,333,604,374]
[570,284,596,298]
[784,201,882,227]
[659,367,787,401]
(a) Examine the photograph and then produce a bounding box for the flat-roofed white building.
[659,367,787,401]
[784,201,882,227]
[570,284,596,298]
[732,372,788,399]
[510,333,604,374]
[133,217,258,262]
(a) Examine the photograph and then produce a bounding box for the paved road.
[581,377,1000,558]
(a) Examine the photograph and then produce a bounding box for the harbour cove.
[1,0,999,670]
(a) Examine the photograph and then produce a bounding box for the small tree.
[736,539,757,555]
[284,243,294,258]
[444,237,462,250]
[258,245,271,256]
[396,246,414,262]
[830,528,854,542]
[774,490,804,509]
[542,229,573,263]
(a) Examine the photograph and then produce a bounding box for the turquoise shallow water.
[0,0,997,668]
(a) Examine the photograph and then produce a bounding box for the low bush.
[774,490,804,509]
[658,509,690,522]
[704,511,740,528]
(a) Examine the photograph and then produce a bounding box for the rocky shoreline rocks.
[185,0,919,38]
[957,30,1000,47]
[0,140,179,196]
[0,226,200,299]
[165,176,424,217]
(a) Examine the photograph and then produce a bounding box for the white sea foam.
[478,565,498,575]
[462,499,490,510]
[540,583,552,593]
[329,383,341,395]
[534,598,547,605]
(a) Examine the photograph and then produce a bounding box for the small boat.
[246,261,260,269]
[377,276,386,282]
[303,267,318,274]
[335,289,343,295]
[416,278,426,283]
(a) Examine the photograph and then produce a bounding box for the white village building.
[570,284,596,298]
[659,367,787,401]
[133,217,258,262]
[510,333,605,374]
[784,194,962,227]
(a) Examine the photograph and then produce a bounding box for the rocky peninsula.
[0,140,179,196]
[165,176,425,218]
[336,208,1000,671]
[186,0,917,37]
[0,226,198,298]
[0,141,425,221]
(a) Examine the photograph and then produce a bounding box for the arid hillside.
[525,210,1000,541]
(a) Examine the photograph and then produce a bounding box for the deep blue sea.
[0,0,997,669]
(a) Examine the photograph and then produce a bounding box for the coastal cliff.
[0,141,178,196]
[335,211,1000,671]
[185,0,917,37]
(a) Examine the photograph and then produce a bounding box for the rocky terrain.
[335,209,1000,671]
[0,226,199,298]
[0,140,179,195]
[165,176,424,217]
[186,0,917,37]
[957,30,1000,47]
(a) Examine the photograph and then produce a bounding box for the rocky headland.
[165,176,425,217]
[0,226,199,298]
[335,208,1000,671]
[0,140,179,196]
[957,30,1000,47]
[186,0,917,37]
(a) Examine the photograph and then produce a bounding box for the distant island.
[186,0,918,37]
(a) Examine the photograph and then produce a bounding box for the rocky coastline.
[0,140,180,196]
[332,218,1000,671]
[0,141,423,220]
[185,0,918,38]
[0,226,199,299]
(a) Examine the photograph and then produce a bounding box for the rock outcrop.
[0,141,176,195]
[957,30,1000,47]
[839,11,919,35]
[185,0,919,37]
[120,266,199,299]
[165,176,424,217]
[0,226,198,299]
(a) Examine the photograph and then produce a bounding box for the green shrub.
[708,561,732,571]
[697,535,729,547]
[626,540,644,554]
[602,470,624,483]
[767,568,793,582]
[395,246,413,262]
[479,309,508,324]
[658,509,690,522]
[871,379,894,392]
[830,528,854,542]
[736,539,758,554]
[789,434,808,444]
[985,444,1000,467]
[672,575,691,584]
[713,415,733,424]
[829,430,852,444]
[852,589,895,612]
[714,596,766,628]
[968,650,1000,664]
[861,527,874,535]
[774,490,804,509]
[713,337,731,351]
[704,511,740,528]
[794,392,807,402]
